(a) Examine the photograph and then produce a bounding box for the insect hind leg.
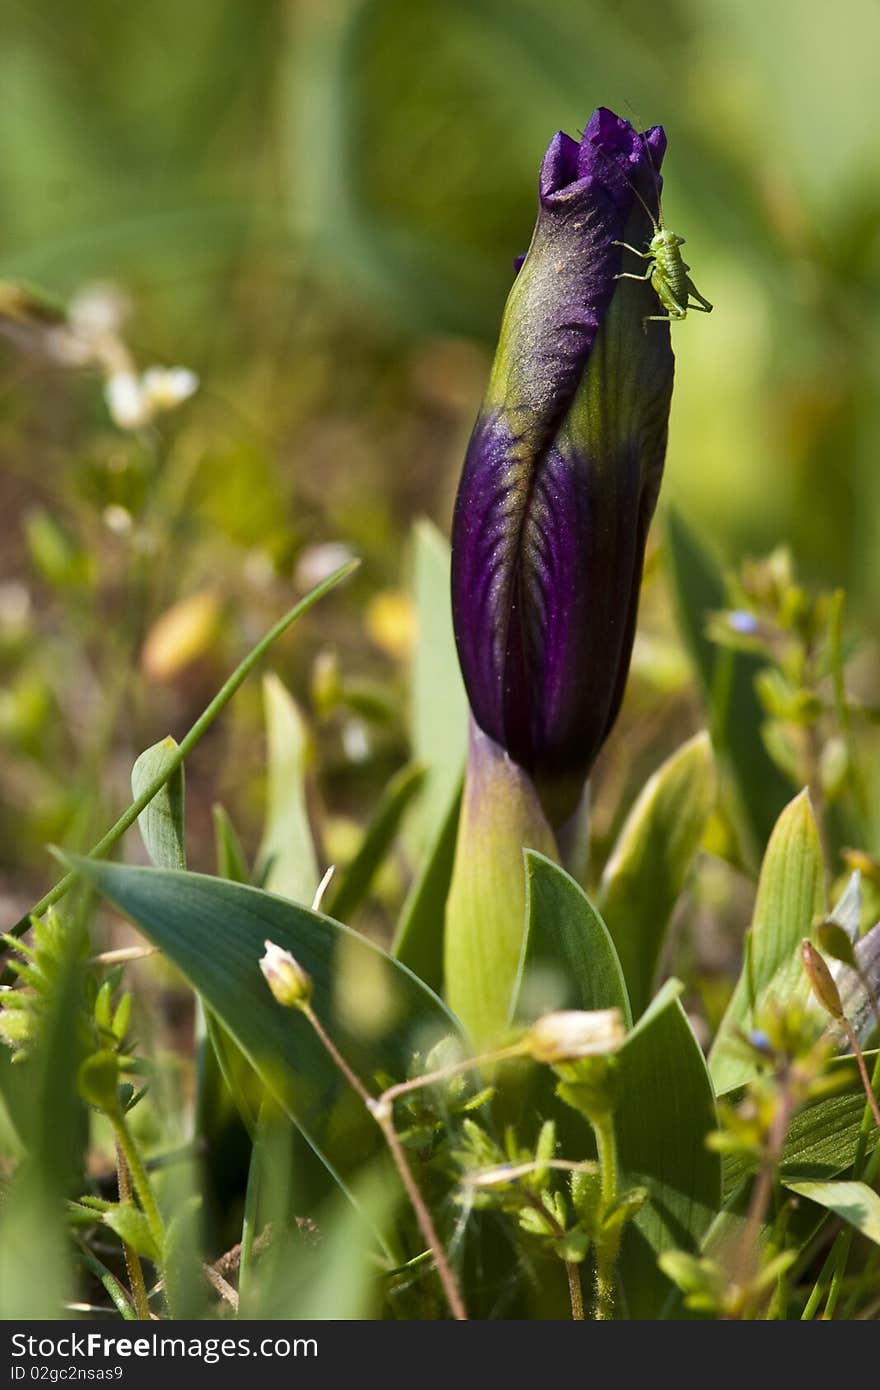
[685,277,713,312]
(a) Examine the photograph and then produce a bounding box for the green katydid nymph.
[611,132,713,325]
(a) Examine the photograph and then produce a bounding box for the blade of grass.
[4,559,358,944]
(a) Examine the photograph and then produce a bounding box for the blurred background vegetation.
[2,0,879,926]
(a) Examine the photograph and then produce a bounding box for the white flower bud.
[259,940,313,1009]
[527,1008,625,1064]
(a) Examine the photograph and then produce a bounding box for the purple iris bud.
[451,108,675,825]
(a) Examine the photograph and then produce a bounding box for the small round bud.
[526,1008,625,1064]
[260,940,313,1009]
[801,939,844,1021]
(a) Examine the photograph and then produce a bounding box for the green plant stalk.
[112,1113,165,1256]
[516,1187,585,1321]
[592,1113,618,1320]
[301,1004,468,1321]
[5,561,358,943]
[77,1246,136,1321]
[115,1142,151,1321]
[237,1120,266,1318]
[807,1049,880,1320]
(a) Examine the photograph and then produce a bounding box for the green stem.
[237,1118,266,1318]
[115,1142,151,1320]
[77,1246,136,1321]
[301,1004,467,1320]
[4,561,358,943]
[824,1050,880,1320]
[592,1113,618,1320]
[112,1114,165,1255]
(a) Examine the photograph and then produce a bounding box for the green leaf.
[614,979,721,1318]
[512,851,630,1026]
[408,519,468,855]
[325,761,426,923]
[663,507,793,868]
[392,780,461,993]
[599,732,715,1016]
[103,1202,162,1264]
[64,858,460,1248]
[213,803,251,884]
[131,737,185,870]
[720,1051,879,1199]
[257,674,320,905]
[709,790,826,1093]
[784,1179,880,1247]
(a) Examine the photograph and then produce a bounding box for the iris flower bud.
[451,108,675,825]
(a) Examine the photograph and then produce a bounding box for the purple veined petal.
[451,107,675,824]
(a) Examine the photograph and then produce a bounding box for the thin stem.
[379,1042,529,1108]
[112,1115,165,1255]
[301,1005,467,1321]
[114,1144,149,1321]
[592,1113,619,1320]
[842,1021,880,1134]
[4,561,358,943]
[731,1089,794,1312]
[806,1049,880,1320]
[77,1245,136,1321]
[371,1104,468,1321]
[237,1110,266,1318]
[515,1187,584,1321]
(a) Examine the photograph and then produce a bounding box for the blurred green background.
[2,0,879,907]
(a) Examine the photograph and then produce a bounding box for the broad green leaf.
[213,803,250,884]
[325,761,426,923]
[709,790,825,1094]
[512,851,630,1026]
[615,979,721,1318]
[392,781,462,993]
[257,673,320,905]
[408,519,468,854]
[720,1050,879,1199]
[131,737,185,870]
[65,858,460,1250]
[599,732,715,1016]
[707,1060,880,1267]
[663,507,793,869]
[102,1202,162,1264]
[784,1179,880,1247]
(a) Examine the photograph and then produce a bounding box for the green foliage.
[710,790,826,1093]
[515,852,630,1025]
[599,733,715,1016]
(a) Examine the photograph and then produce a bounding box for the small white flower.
[140,366,199,413]
[68,282,130,342]
[527,1008,625,1064]
[294,542,356,591]
[0,581,31,630]
[102,504,133,536]
[341,719,370,764]
[105,371,149,430]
